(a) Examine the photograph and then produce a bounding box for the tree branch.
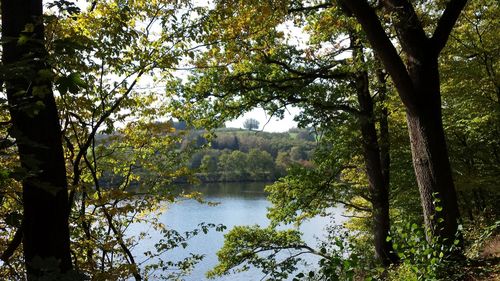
[336,199,372,212]
[68,67,147,210]
[338,0,417,112]
[288,3,333,14]
[431,0,469,54]
[83,149,142,281]
[381,0,429,57]
[262,55,352,80]
[0,226,22,263]
[288,95,362,116]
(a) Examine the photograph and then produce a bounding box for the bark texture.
[2,0,73,277]
[354,66,399,266]
[340,0,467,244]
[405,58,461,241]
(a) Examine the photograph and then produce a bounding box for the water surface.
[128,182,344,280]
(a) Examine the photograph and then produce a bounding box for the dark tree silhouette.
[243,118,260,131]
[2,0,73,277]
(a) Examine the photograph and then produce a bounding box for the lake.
[127,182,345,280]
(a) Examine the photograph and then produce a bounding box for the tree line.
[185,128,315,182]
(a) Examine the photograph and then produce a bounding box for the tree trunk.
[376,69,390,190]
[406,59,461,242]
[339,0,465,246]
[2,0,73,277]
[354,70,399,266]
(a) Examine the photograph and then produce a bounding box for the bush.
[387,263,418,281]
[389,221,462,281]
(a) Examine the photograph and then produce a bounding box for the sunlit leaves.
[36,1,217,279]
[207,225,303,279]
[440,0,500,197]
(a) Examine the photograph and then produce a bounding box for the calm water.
[127,182,344,280]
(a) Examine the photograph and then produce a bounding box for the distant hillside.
[182,127,317,182]
[96,122,318,184]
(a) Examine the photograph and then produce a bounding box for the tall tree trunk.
[340,0,466,246]
[406,58,461,241]
[2,0,73,277]
[376,69,390,190]
[354,69,399,266]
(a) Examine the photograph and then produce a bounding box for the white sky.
[225,106,300,132]
[223,22,308,132]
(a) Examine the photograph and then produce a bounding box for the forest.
[184,127,315,182]
[0,0,498,280]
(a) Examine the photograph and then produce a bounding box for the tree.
[440,0,500,221]
[296,129,315,142]
[201,154,218,174]
[243,118,260,131]
[47,1,209,279]
[339,0,467,244]
[247,149,275,179]
[174,1,402,266]
[351,44,399,265]
[1,1,217,279]
[275,151,292,176]
[1,0,73,277]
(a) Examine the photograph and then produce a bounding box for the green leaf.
[18,34,30,45]
[68,73,87,88]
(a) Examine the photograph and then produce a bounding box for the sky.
[222,21,307,133]
[225,106,300,132]
[60,1,307,133]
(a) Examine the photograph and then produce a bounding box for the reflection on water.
[180,182,269,199]
[128,182,344,281]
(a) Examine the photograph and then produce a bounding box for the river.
[127,182,345,280]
